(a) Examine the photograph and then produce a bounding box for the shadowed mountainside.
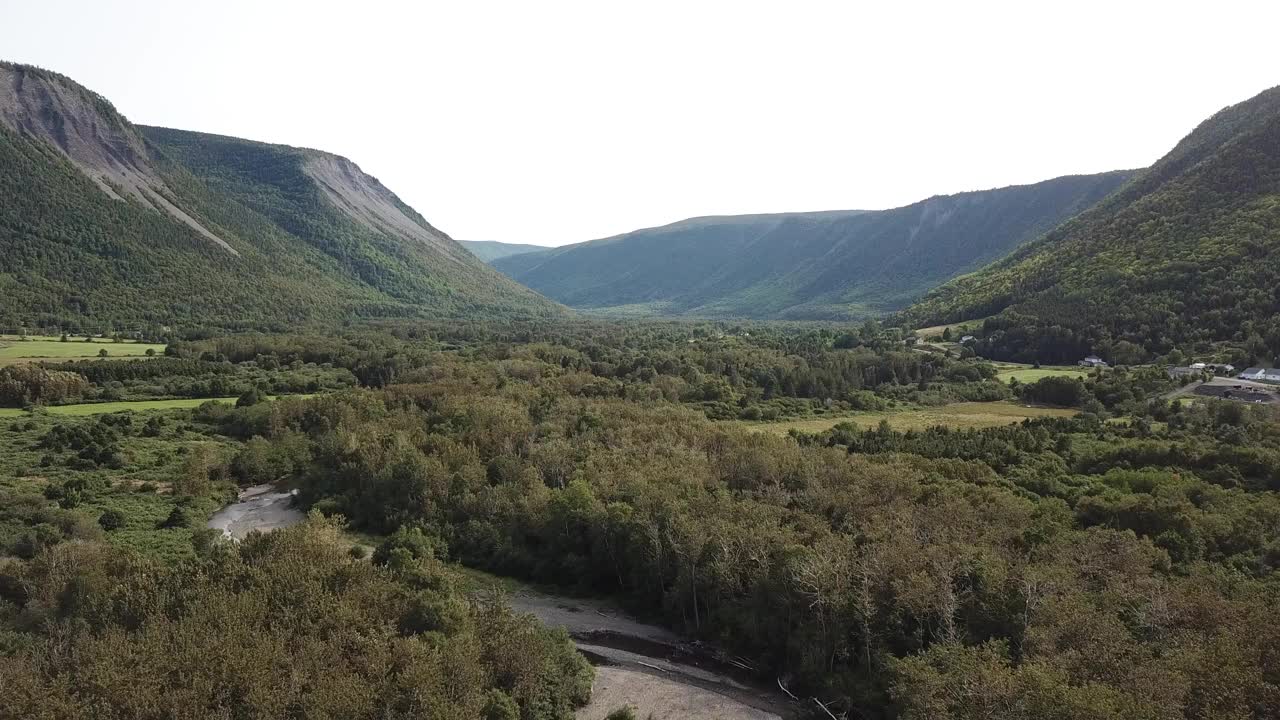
[898,85,1280,363]
[492,174,1132,320]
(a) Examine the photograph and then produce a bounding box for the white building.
[1079,355,1109,368]
[1190,362,1206,370]
[1240,368,1280,382]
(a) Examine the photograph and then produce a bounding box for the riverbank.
[206,484,304,540]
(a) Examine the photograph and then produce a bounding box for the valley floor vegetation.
[0,319,1277,719]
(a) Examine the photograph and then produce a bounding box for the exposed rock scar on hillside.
[302,153,470,265]
[0,65,238,255]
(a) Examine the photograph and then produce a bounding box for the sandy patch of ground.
[581,667,781,720]
[507,591,793,720]
[207,484,304,540]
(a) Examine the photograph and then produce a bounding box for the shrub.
[98,509,126,531]
[481,690,519,720]
[160,507,191,529]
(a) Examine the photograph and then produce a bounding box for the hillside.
[899,85,1280,365]
[460,240,549,262]
[491,175,1132,320]
[0,62,560,333]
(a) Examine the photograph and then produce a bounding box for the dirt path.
[507,591,795,720]
[207,484,304,540]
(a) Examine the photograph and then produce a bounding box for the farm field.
[2,394,317,417]
[41,397,241,416]
[992,362,1092,383]
[913,319,986,340]
[745,400,1078,435]
[0,335,166,365]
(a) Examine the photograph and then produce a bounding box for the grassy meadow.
[0,412,235,562]
[992,362,1093,383]
[745,400,1078,435]
[0,334,166,365]
[40,397,241,416]
[2,395,317,418]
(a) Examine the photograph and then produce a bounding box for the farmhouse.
[1079,355,1109,368]
[1239,368,1280,382]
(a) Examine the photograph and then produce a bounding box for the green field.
[993,363,1092,383]
[746,401,1078,435]
[913,320,985,340]
[41,397,240,416]
[5,394,318,417]
[0,335,166,365]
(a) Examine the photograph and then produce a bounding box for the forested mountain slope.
[900,85,1280,364]
[460,240,549,262]
[0,62,560,333]
[491,173,1132,320]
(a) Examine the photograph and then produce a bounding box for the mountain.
[490,175,1132,320]
[459,240,549,262]
[899,86,1280,365]
[0,62,561,333]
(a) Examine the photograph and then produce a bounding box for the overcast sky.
[4,1,1278,246]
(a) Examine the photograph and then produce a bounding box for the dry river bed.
[209,487,795,719]
[508,591,795,720]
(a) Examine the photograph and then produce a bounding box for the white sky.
[3,0,1278,246]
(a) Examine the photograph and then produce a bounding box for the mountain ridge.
[0,61,561,332]
[897,84,1280,364]
[459,240,550,262]
[492,172,1134,320]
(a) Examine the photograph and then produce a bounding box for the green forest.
[2,321,1277,719]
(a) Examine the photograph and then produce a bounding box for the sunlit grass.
[0,336,165,364]
[992,363,1092,383]
[6,394,318,417]
[743,401,1078,435]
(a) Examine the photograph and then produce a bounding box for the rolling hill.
[490,174,1132,320]
[899,85,1280,365]
[459,240,549,262]
[0,62,561,333]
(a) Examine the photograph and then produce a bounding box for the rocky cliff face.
[0,61,562,328]
[302,152,470,264]
[0,62,235,254]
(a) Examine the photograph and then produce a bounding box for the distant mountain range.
[0,62,560,332]
[7,59,1275,355]
[459,240,548,262]
[488,175,1133,320]
[899,85,1280,364]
